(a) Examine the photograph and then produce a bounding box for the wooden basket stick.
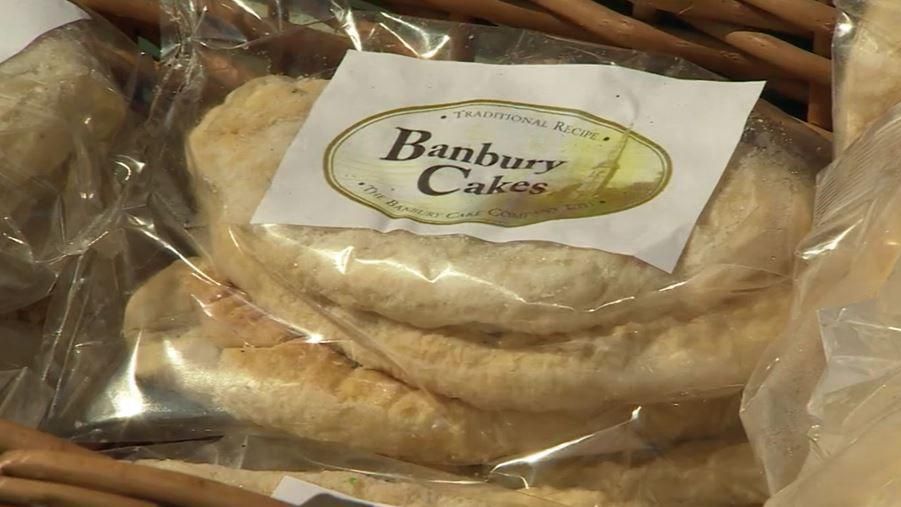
[0,477,153,507]
[740,0,836,35]
[625,0,804,34]
[384,0,599,42]
[661,27,808,101]
[0,420,103,458]
[0,449,290,507]
[807,0,833,129]
[76,0,159,26]
[631,1,660,22]
[528,0,785,81]
[687,18,831,86]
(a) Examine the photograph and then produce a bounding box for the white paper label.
[0,0,88,64]
[252,51,764,272]
[272,476,392,506]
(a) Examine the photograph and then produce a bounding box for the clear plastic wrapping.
[38,1,829,504]
[0,14,136,314]
[833,0,901,153]
[0,318,51,427]
[742,102,901,499]
[0,7,146,431]
[119,431,764,507]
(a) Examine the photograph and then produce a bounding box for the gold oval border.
[324,99,673,227]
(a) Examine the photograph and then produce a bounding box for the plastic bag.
[165,0,827,405]
[0,6,140,315]
[0,4,148,433]
[40,2,826,504]
[742,102,901,498]
[833,0,901,153]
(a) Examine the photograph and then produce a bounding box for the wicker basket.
[380,0,836,132]
[78,0,836,132]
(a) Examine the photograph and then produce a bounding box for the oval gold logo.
[325,100,671,227]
